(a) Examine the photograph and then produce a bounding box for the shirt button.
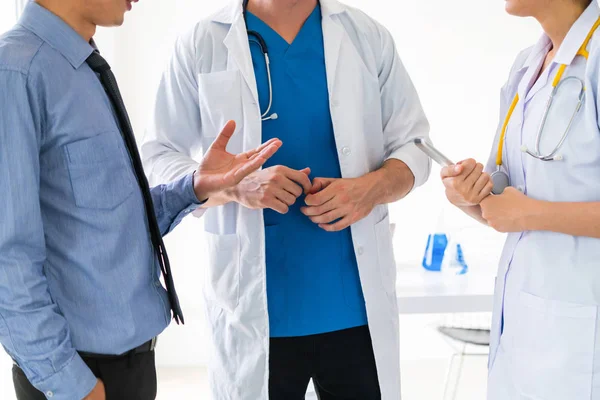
[357,247,364,256]
[46,391,54,398]
[155,281,161,287]
[341,147,351,156]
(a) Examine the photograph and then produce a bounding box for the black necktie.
[86,51,184,325]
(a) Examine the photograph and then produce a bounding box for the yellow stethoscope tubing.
[495,17,600,167]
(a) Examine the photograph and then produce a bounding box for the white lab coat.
[142,1,430,398]
[485,3,600,399]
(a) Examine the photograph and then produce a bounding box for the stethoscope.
[243,0,278,121]
[491,17,600,195]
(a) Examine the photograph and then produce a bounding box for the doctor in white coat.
[142,0,430,398]
[441,0,600,398]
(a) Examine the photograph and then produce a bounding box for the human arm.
[150,121,281,234]
[377,24,431,192]
[301,26,430,231]
[301,159,412,231]
[479,187,600,237]
[141,32,204,187]
[0,70,99,400]
[440,159,494,225]
[201,162,310,213]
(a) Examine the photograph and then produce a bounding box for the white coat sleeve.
[142,30,202,186]
[377,26,431,189]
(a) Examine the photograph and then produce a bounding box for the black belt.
[78,337,157,360]
[11,337,158,367]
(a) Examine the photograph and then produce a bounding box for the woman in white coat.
[142,0,430,399]
[442,0,600,398]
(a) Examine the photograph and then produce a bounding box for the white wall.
[0,2,16,32]
[108,0,541,367]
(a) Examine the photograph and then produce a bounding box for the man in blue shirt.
[0,1,280,399]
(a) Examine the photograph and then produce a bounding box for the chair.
[437,316,490,400]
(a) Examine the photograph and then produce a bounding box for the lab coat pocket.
[197,70,244,149]
[204,232,241,313]
[374,214,397,296]
[65,132,134,210]
[514,291,597,399]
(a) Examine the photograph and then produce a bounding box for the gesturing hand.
[301,176,377,232]
[232,166,312,214]
[441,158,493,207]
[193,121,282,202]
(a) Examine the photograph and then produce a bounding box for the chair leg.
[443,343,468,400]
[450,344,467,400]
[442,352,458,400]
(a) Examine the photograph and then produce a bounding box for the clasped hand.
[233,166,378,231]
[441,158,538,232]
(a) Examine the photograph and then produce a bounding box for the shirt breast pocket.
[197,70,244,147]
[65,131,134,210]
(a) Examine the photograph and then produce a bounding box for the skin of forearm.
[527,201,600,238]
[199,187,235,208]
[365,159,416,206]
[459,205,488,225]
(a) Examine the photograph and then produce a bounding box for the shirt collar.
[553,1,600,65]
[518,35,552,73]
[18,2,95,69]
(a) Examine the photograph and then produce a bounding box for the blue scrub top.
[247,5,368,338]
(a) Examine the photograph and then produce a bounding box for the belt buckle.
[150,337,157,351]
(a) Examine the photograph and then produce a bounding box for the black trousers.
[269,325,381,400]
[12,351,157,400]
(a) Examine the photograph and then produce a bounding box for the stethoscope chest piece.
[490,169,510,195]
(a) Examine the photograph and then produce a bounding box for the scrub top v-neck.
[246,5,368,338]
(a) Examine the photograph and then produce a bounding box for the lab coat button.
[357,247,364,256]
[517,185,524,192]
[341,147,351,156]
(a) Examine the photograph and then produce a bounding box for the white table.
[396,265,495,314]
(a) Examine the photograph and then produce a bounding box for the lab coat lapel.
[223,12,260,104]
[321,3,344,95]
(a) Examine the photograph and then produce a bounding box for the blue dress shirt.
[0,3,200,399]
[247,6,368,338]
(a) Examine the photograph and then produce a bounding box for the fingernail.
[454,166,461,173]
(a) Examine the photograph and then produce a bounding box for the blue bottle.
[442,241,469,275]
[422,233,448,271]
